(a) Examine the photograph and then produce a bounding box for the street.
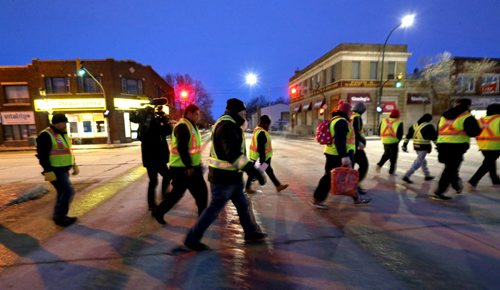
[0,136,499,289]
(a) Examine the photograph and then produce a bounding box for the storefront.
[406,93,432,126]
[0,111,37,145]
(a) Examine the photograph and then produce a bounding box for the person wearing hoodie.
[153,104,208,225]
[246,115,289,194]
[433,98,481,200]
[401,113,437,183]
[350,102,369,194]
[376,108,404,175]
[184,98,267,251]
[467,103,500,190]
[312,101,371,209]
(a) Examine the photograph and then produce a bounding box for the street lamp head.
[401,14,415,28]
[245,73,258,86]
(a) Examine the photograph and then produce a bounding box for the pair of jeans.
[156,167,208,216]
[404,150,431,178]
[469,150,500,186]
[185,182,260,244]
[245,158,282,189]
[51,171,75,220]
[146,163,171,209]
[377,143,399,174]
[436,149,464,194]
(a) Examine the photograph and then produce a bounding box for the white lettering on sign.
[0,111,35,125]
[34,98,106,111]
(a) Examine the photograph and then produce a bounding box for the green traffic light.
[395,81,403,88]
[78,68,86,76]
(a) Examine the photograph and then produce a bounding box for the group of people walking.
[36,96,498,251]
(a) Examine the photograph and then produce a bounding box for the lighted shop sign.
[0,111,35,125]
[34,98,106,111]
[114,98,150,110]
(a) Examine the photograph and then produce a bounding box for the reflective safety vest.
[208,115,249,171]
[476,114,500,150]
[324,116,355,155]
[437,112,471,144]
[249,127,273,161]
[350,112,366,139]
[412,122,432,145]
[43,127,74,167]
[381,118,402,144]
[169,118,202,167]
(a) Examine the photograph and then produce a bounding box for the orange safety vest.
[476,115,500,150]
[437,112,471,144]
[381,118,401,144]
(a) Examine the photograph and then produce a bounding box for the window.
[480,74,499,94]
[331,64,337,83]
[4,85,29,103]
[456,74,475,93]
[351,61,360,79]
[321,70,327,86]
[45,77,70,93]
[2,124,36,141]
[387,62,396,79]
[82,121,92,133]
[121,78,143,95]
[370,62,378,79]
[77,76,102,93]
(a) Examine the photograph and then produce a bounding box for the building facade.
[0,58,176,146]
[288,43,432,136]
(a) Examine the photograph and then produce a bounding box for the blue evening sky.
[1,0,499,117]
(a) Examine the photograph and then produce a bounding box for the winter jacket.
[36,126,73,173]
[436,104,481,154]
[403,115,438,153]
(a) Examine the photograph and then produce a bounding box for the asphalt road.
[0,136,499,289]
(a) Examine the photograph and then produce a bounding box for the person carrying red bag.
[312,101,371,209]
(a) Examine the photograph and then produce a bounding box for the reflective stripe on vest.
[413,122,432,145]
[476,115,500,150]
[208,115,249,171]
[169,118,202,167]
[437,112,471,143]
[43,127,74,167]
[381,118,401,144]
[249,127,273,161]
[324,116,355,155]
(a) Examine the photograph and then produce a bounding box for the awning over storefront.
[302,102,312,111]
[293,104,302,113]
[313,99,326,109]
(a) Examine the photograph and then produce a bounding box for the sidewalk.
[0,141,140,152]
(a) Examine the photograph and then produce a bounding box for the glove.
[44,171,57,182]
[243,163,266,186]
[254,168,267,185]
[341,157,351,167]
[72,164,80,175]
[357,143,365,151]
[402,144,408,152]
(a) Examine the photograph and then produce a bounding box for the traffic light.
[290,86,298,98]
[76,58,86,76]
[180,89,189,100]
[395,73,404,88]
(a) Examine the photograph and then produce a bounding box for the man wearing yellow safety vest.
[401,113,437,184]
[312,101,371,209]
[36,113,79,227]
[153,104,208,225]
[467,103,500,190]
[376,108,404,175]
[433,98,481,200]
[184,98,267,251]
[245,115,289,194]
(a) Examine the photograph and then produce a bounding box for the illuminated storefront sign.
[34,98,106,111]
[407,93,430,104]
[348,93,372,103]
[0,111,35,125]
[114,98,150,110]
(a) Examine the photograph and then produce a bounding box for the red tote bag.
[330,166,359,197]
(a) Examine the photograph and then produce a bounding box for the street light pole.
[375,14,415,133]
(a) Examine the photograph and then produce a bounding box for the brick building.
[0,58,176,146]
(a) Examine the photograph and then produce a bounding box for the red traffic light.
[290,86,298,97]
[180,90,189,100]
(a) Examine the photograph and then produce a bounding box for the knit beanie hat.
[352,102,366,114]
[51,113,68,124]
[390,109,400,118]
[337,101,351,115]
[226,98,246,113]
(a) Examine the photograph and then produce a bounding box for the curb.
[6,185,50,206]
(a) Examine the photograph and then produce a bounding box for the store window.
[2,125,36,141]
[121,78,143,95]
[45,77,70,94]
[351,61,360,79]
[480,74,499,94]
[306,110,313,126]
[370,62,378,79]
[66,113,107,139]
[387,62,396,79]
[4,85,30,103]
[77,76,102,93]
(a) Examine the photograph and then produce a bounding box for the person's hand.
[341,157,351,167]
[402,144,408,152]
[255,169,267,185]
[72,165,80,175]
[357,143,365,151]
[44,171,57,182]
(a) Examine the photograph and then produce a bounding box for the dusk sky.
[2,0,499,117]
